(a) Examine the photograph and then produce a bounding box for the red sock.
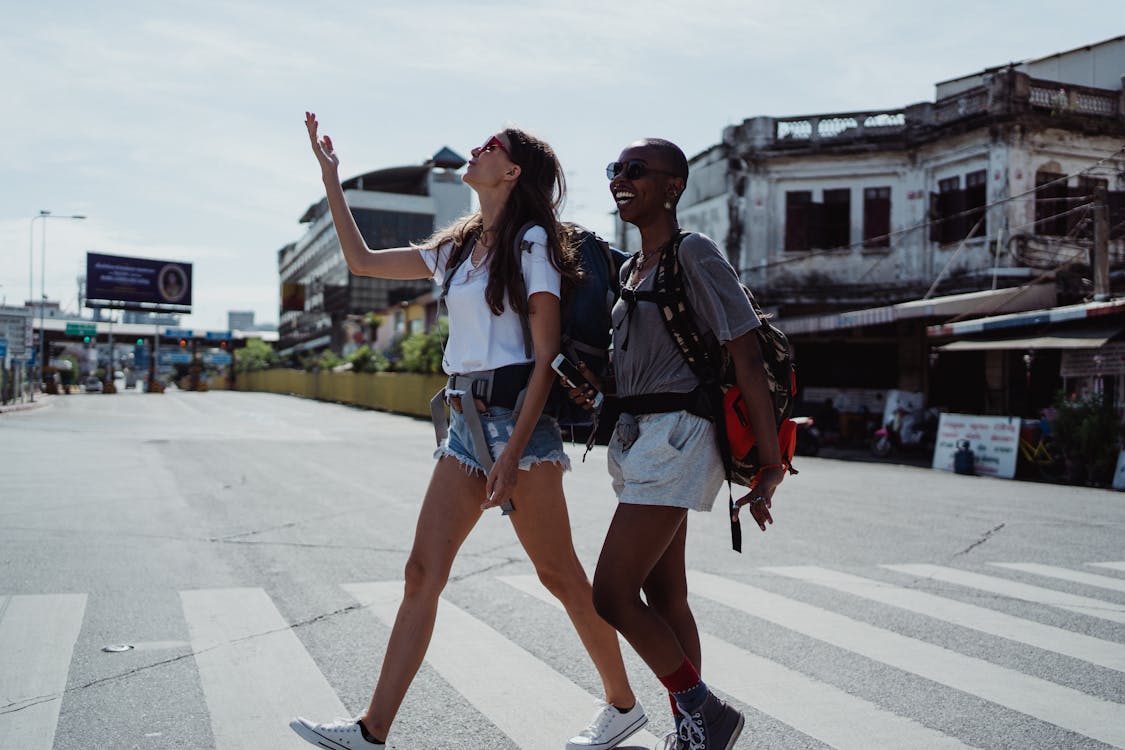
[658,658,701,694]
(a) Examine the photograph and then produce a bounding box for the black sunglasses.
[606,160,680,181]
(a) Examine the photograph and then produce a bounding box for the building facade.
[649,37,1125,428]
[278,148,470,358]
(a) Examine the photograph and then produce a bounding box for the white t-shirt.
[418,225,560,374]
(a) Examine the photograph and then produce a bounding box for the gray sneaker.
[676,693,744,750]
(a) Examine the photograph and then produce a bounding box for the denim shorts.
[435,405,571,475]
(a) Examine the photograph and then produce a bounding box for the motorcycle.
[792,415,822,457]
[871,407,939,458]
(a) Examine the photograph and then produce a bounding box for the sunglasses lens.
[625,161,647,180]
[606,162,621,180]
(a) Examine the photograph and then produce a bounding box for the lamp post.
[30,210,86,395]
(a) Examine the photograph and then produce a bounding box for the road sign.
[0,338,7,358]
[65,322,97,337]
[204,352,232,365]
[158,351,193,365]
[0,308,32,357]
[164,328,193,339]
[205,330,233,341]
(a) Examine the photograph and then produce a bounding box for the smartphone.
[551,353,603,410]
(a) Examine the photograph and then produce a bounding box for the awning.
[936,322,1125,351]
[782,284,1057,336]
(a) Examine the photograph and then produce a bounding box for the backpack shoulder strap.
[511,221,539,359]
[651,231,718,381]
[439,236,476,303]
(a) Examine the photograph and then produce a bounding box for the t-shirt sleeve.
[417,242,452,285]
[679,233,761,343]
[519,225,561,299]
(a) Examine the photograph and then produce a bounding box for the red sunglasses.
[471,135,510,159]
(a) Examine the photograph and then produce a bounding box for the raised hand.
[305,111,339,177]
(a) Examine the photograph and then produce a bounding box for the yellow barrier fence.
[237,370,448,419]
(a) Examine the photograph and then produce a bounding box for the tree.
[235,338,279,373]
[399,318,447,374]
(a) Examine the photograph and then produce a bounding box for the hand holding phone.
[551,354,604,410]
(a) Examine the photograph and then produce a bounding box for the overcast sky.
[1,1,1122,331]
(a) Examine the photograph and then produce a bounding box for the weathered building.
[278,148,470,358]
[650,36,1125,423]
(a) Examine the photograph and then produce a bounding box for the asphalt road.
[2,390,1123,750]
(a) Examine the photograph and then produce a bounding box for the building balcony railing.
[729,70,1123,154]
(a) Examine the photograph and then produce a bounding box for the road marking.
[689,571,1125,749]
[344,581,660,749]
[0,593,87,750]
[764,566,1125,673]
[500,575,974,750]
[991,563,1125,594]
[180,588,347,749]
[1090,562,1125,573]
[884,564,1125,625]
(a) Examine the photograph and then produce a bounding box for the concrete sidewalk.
[0,395,52,414]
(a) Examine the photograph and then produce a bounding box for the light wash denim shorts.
[435,405,571,475]
[608,410,726,511]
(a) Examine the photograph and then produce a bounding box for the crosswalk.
[2,561,1124,750]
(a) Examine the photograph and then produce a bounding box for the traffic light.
[136,338,144,346]
[219,341,228,350]
[178,338,187,347]
[83,336,91,343]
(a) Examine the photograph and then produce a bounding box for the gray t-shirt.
[612,233,761,397]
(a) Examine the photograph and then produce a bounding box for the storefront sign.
[1061,343,1125,377]
[933,413,1019,479]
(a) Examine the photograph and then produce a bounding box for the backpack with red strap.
[628,231,798,551]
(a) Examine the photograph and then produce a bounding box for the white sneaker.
[289,716,382,748]
[566,700,648,750]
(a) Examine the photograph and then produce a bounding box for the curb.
[0,397,52,415]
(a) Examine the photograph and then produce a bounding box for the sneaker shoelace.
[576,702,616,738]
[320,717,363,732]
[679,711,706,750]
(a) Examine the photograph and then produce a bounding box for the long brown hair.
[423,128,579,316]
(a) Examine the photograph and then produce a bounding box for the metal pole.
[39,219,47,389]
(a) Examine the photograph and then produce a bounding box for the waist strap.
[615,389,711,420]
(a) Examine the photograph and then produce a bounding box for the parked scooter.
[871,407,939,457]
[792,416,822,457]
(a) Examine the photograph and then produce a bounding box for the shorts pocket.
[666,411,699,452]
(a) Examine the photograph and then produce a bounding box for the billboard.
[86,252,193,312]
[280,282,306,312]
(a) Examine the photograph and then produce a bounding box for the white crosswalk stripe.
[885,563,1125,624]
[764,565,1125,672]
[991,562,1125,594]
[0,594,86,750]
[689,570,1125,748]
[13,559,1125,750]
[500,575,976,750]
[343,581,661,749]
[180,587,349,749]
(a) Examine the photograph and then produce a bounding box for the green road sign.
[66,322,97,337]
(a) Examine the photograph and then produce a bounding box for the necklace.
[634,233,678,274]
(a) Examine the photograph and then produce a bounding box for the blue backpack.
[552,223,629,428]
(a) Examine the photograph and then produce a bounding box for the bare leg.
[592,504,692,678]
[362,457,485,740]
[507,461,637,708]
[641,516,700,671]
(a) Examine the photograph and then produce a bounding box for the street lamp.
[29,210,86,395]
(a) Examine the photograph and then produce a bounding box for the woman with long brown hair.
[289,113,647,750]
